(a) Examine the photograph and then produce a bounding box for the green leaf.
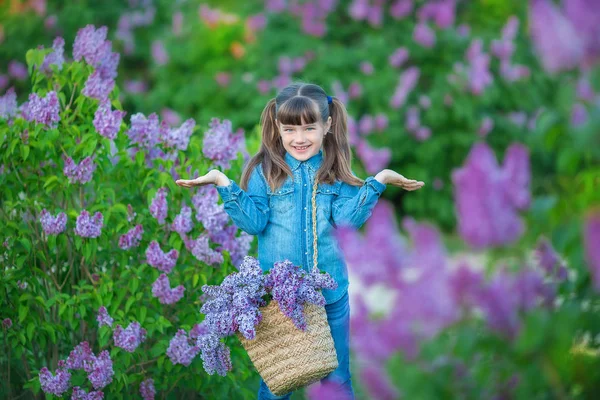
[27,322,35,341]
[129,278,139,294]
[125,296,135,313]
[21,145,30,161]
[19,304,29,324]
[138,306,147,324]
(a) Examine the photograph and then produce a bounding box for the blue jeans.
[257,291,354,399]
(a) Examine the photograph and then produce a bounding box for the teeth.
[295,146,309,150]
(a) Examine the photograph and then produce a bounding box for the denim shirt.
[215,149,387,304]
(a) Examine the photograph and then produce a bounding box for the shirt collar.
[284,148,323,172]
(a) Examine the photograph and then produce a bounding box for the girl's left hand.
[375,169,425,191]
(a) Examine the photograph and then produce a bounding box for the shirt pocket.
[268,179,295,216]
[315,181,341,227]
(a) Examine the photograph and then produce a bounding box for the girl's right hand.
[175,170,230,188]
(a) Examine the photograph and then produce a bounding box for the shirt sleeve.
[215,165,270,235]
[332,176,387,230]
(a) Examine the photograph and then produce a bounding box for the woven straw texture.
[238,299,338,396]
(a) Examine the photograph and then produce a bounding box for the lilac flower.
[197,332,232,376]
[390,67,420,109]
[187,234,224,266]
[0,87,17,119]
[127,204,137,222]
[576,76,595,102]
[65,342,93,370]
[140,378,156,400]
[417,0,456,29]
[190,322,210,340]
[39,209,67,235]
[257,79,271,94]
[419,95,431,109]
[172,11,184,36]
[83,350,114,390]
[584,211,600,292]
[17,280,28,289]
[161,118,196,151]
[331,80,349,105]
[152,274,185,304]
[405,106,420,132]
[151,40,169,65]
[160,108,182,126]
[348,81,362,99]
[202,118,245,170]
[82,70,115,100]
[358,115,374,135]
[21,91,60,127]
[529,0,585,74]
[192,186,229,233]
[167,329,201,366]
[247,13,267,32]
[348,0,369,20]
[2,318,12,329]
[8,60,27,80]
[465,39,493,95]
[389,47,409,68]
[360,364,401,400]
[209,225,253,267]
[73,25,110,66]
[39,360,71,396]
[413,22,436,48]
[40,36,65,73]
[355,139,392,174]
[118,224,143,250]
[45,15,58,30]
[266,0,287,13]
[571,103,588,126]
[215,72,231,87]
[93,99,126,139]
[113,321,147,352]
[127,113,161,149]
[149,188,168,225]
[97,306,113,328]
[171,205,193,234]
[457,23,471,37]
[124,79,148,94]
[451,142,530,249]
[71,387,104,400]
[145,241,178,273]
[374,113,388,131]
[360,61,374,75]
[478,116,493,137]
[414,126,431,141]
[307,380,353,399]
[74,210,104,238]
[63,155,96,184]
[390,0,413,19]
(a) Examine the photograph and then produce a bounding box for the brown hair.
[240,82,364,192]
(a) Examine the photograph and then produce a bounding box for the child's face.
[276,116,332,161]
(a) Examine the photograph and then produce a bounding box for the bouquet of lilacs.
[197,255,337,375]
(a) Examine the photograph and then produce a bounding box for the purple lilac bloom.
[355,139,392,174]
[172,11,183,36]
[39,209,67,235]
[417,0,456,29]
[307,380,353,399]
[451,142,530,249]
[124,79,148,94]
[93,99,126,139]
[0,75,8,91]
[127,204,137,222]
[2,318,12,329]
[390,0,413,19]
[97,306,114,328]
[83,350,114,390]
[360,61,374,75]
[465,39,493,95]
[0,87,17,119]
[161,118,195,151]
[73,25,109,66]
[127,113,161,148]
[151,40,169,65]
[113,321,147,353]
[348,0,369,20]
[331,81,349,105]
[528,0,584,74]
[475,270,521,338]
[149,188,168,225]
[63,155,96,184]
[257,79,271,94]
[45,15,58,30]
[247,13,267,32]
[576,76,595,102]
[348,81,362,99]
[190,322,210,339]
[39,360,71,396]
[65,342,93,370]
[584,211,600,292]
[571,103,588,126]
[118,224,143,250]
[167,329,201,366]
[21,91,60,127]
[413,22,436,48]
[360,364,401,400]
[140,378,156,400]
[82,70,115,100]
[405,106,420,132]
[8,60,27,80]
[389,47,409,68]
[145,241,178,273]
[187,233,224,266]
[390,67,420,109]
[74,210,104,238]
[152,274,185,304]
[374,113,388,131]
[358,115,374,135]
[160,108,182,126]
[209,225,253,267]
[197,332,232,376]
[71,387,104,400]
[419,95,431,109]
[40,36,65,73]
[192,186,229,233]
[215,72,231,87]
[171,204,193,234]
[478,116,494,137]
[202,118,245,170]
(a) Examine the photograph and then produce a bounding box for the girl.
[176,82,424,399]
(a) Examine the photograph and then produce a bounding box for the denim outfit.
[215,149,386,398]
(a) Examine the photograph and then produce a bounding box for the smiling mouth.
[293,145,311,150]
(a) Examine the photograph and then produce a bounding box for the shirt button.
[304,207,307,210]
[305,251,308,255]
[304,184,307,186]
[304,228,307,231]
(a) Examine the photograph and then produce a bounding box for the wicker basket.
[237,178,338,396]
[237,300,338,395]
